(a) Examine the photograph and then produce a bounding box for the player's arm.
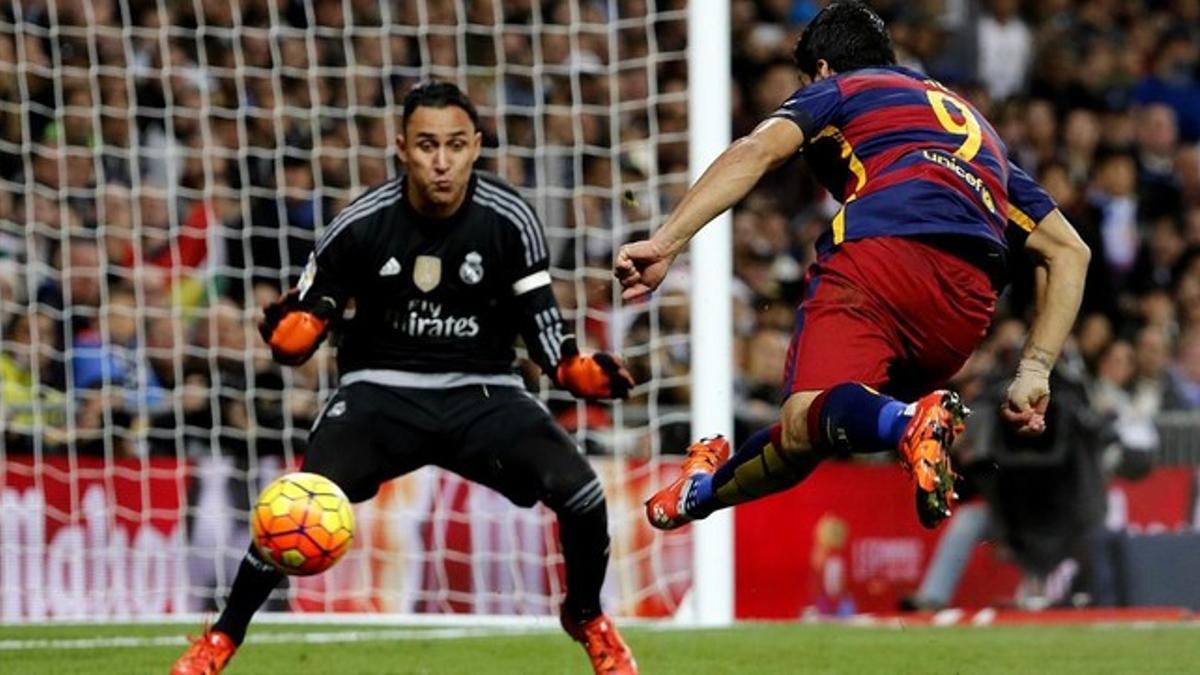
[259,239,353,367]
[1005,208,1090,434]
[513,278,634,400]
[500,191,635,400]
[614,118,803,300]
[640,118,802,256]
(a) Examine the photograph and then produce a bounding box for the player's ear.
[469,129,482,163]
[395,133,407,164]
[815,59,834,80]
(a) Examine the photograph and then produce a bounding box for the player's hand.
[615,239,675,301]
[1002,357,1051,436]
[259,289,331,366]
[556,352,636,400]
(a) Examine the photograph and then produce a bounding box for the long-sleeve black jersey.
[297,171,576,388]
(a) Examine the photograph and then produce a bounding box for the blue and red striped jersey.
[771,66,1055,256]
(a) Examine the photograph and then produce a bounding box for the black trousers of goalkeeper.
[215,382,610,644]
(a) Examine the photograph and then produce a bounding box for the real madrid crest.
[460,251,484,285]
[413,255,442,293]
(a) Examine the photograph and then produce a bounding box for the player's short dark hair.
[402,81,479,130]
[793,1,896,78]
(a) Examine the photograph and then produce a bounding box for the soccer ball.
[251,472,355,576]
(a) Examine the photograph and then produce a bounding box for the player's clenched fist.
[1002,355,1051,436]
[557,352,636,400]
[614,239,675,301]
[258,289,336,366]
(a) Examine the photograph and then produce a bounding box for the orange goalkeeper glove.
[258,289,334,366]
[556,352,635,400]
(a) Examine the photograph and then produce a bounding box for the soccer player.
[618,3,1090,530]
[173,82,638,675]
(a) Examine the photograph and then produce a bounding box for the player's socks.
[212,545,285,646]
[557,502,610,622]
[683,385,912,520]
[686,423,820,519]
[807,382,912,455]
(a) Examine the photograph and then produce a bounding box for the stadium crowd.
[1,0,1198,478]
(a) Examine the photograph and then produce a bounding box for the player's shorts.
[783,236,998,401]
[301,381,597,508]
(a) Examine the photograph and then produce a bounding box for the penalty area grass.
[1,621,1197,674]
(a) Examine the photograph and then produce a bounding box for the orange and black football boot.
[561,610,638,675]
[170,626,236,675]
[645,435,731,530]
[898,390,969,529]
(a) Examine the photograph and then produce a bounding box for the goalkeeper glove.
[556,352,635,400]
[258,289,336,366]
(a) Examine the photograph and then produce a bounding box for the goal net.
[0,0,703,621]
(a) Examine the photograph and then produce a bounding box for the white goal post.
[686,0,735,627]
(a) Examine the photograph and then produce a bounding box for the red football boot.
[170,626,236,675]
[561,611,638,675]
[645,435,731,530]
[898,390,969,529]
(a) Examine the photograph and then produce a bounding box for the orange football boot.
[170,626,236,675]
[645,435,731,530]
[898,390,969,529]
[561,611,638,675]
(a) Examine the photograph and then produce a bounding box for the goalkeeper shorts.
[782,236,997,401]
[301,381,599,510]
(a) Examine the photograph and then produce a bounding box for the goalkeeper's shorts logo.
[460,251,484,285]
[327,401,347,418]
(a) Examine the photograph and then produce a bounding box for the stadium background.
[2,0,1200,628]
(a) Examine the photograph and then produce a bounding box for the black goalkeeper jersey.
[298,171,574,387]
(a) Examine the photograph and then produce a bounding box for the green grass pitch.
[1,621,1197,674]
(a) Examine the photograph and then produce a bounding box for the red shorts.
[783,237,997,400]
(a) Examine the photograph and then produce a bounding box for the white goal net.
[0,0,702,621]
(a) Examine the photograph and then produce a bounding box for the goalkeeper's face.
[397,105,483,217]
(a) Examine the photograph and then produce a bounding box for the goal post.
[686,0,735,627]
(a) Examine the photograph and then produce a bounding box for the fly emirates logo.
[398,299,480,338]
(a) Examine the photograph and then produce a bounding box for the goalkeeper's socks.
[688,424,819,518]
[557,506,609,625]
[213,545,285,646]
[808,383,912,455]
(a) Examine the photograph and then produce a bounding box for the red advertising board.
[734,462,1196,618]
[3,456,1191,621]
[1,456,188,620]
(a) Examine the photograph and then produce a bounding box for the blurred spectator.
[1129,217,1185,296]
[735,326,791,440]
[0,310,67,451]
[1133,29,1200,142]
[1169,331,1200,409]
[909,354,1139,610]
[70,281,166,411]
[1135,104,1184,220]
[976,0,1033,100]
[1086,150,1140,289]
[1131,325,1185,416]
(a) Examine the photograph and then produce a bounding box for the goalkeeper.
[619,3,1090,531]
[174,82,637,675]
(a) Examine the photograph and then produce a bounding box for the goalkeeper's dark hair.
[402,80,479,130]
[793,1,896,78]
